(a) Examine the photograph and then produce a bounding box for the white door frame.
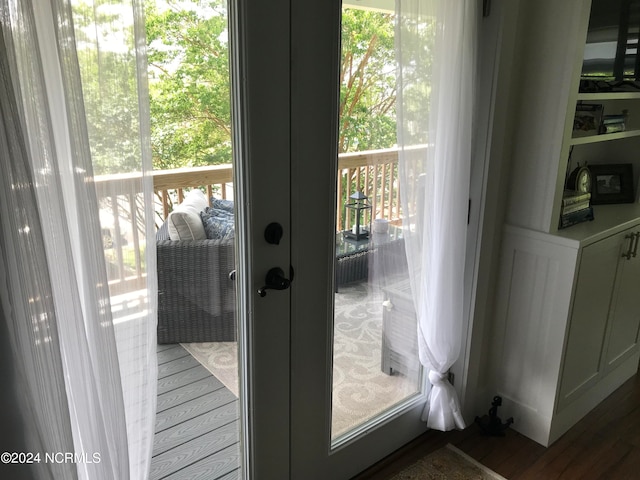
[229,0,292,478]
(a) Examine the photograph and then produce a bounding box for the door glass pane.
[146,1,243,477]
[332,4,422,442]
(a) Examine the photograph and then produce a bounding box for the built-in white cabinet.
[490,0,640,447]
[493,218,640,447]
[558,224,640,411]
[604,227,640,369]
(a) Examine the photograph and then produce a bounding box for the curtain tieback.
[424,369,465,431]
[428,370,448,385]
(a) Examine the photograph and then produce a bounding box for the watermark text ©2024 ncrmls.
[1,451,101,464]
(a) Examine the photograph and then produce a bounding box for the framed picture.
[573,103,603,137]
[589,163,635,204]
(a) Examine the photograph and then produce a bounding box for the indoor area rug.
[182,282,420,437]
[390,444,507,480]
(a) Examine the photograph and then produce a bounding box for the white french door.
[230,0,456,478]
[288,2,431,479]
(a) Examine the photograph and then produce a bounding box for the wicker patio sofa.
[156,193,236,344]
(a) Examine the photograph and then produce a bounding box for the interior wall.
[460,0,529,421]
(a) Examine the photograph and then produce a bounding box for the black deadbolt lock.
[264,222,284,245]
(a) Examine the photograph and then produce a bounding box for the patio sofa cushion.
[201,207,235,240]
[211,198,234,213]
[167,189,208,241]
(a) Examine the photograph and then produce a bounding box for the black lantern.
[343,191,372,241]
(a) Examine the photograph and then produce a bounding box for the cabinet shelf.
[577,92,640,101]
[570,92,640,145]
[570,129,640,145]
[555,204,640,246]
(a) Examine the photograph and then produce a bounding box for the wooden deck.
[152,344,242,480]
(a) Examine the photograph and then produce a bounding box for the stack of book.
[600,112,628,134]
[559,190,593,229]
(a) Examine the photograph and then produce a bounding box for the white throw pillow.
[181,189,208,210]
[167,189,208,241]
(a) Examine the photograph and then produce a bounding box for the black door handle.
[257,267,294,297]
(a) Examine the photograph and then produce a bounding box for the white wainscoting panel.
[491,226,579,446]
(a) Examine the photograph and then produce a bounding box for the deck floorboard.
[152,344,241,480]
[157,377,225,413]
[157,365,214,396]
[157,345,191,364]
[158,352,201,379]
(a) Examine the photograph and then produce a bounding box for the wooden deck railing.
[336,147,400,231]
[93,172,144,294]
[148,147,402,228]
[153,164,234,220]
[94,147,402,292]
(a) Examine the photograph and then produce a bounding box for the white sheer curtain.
[395,0,476,430]
[0,0,156,479]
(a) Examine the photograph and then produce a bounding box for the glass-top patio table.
[335,225,405,291]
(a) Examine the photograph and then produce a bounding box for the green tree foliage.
[145,0,231,170]
[394,14,436,148]
[72,1,142,175]
[339,8,396,153]
[144,3,396,169]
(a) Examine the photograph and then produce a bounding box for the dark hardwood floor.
[354,371,640,479]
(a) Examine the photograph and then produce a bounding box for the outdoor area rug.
[390,444,507,480]
[182,282,419,437]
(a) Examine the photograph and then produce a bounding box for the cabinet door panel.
[558,238,619,408]
[605,230,640,369]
